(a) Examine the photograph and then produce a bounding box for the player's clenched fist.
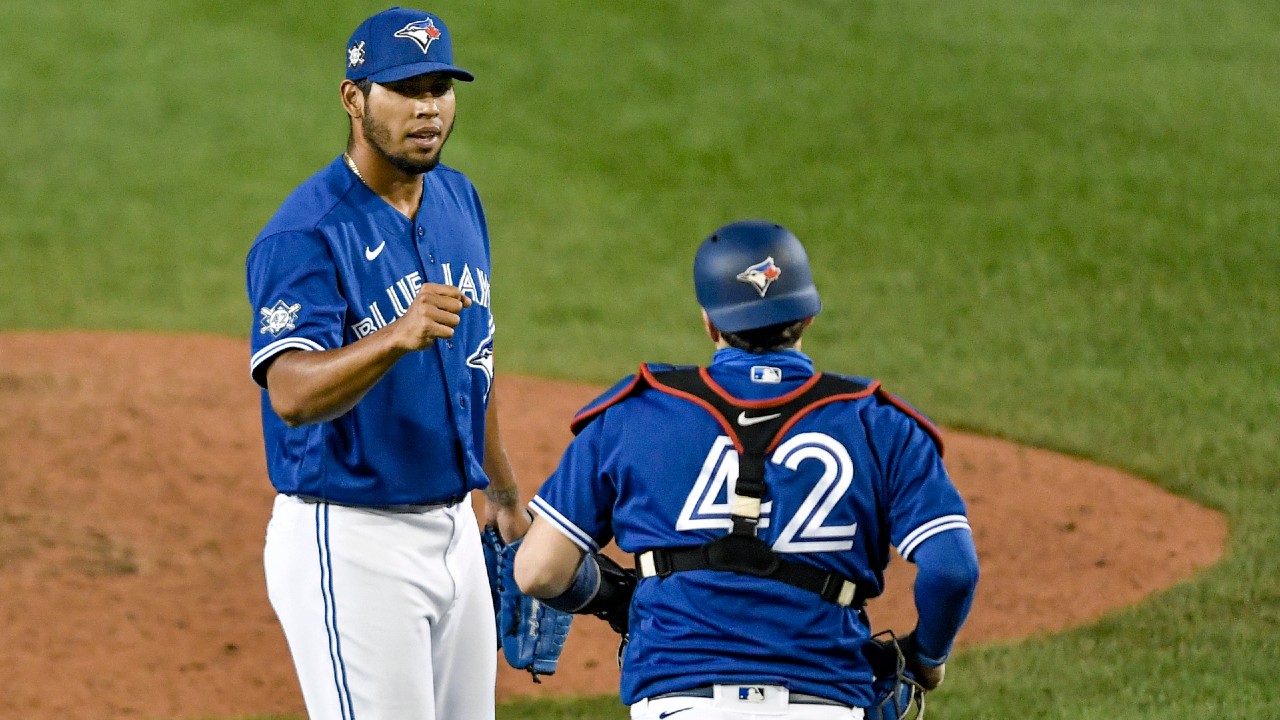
[391,283,473,351]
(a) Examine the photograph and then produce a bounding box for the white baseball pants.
[264,493,496,720]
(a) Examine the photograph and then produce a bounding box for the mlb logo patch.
[738,686,767,703]
[751,365,782,384]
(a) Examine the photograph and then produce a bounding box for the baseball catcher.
[510,220,979,718]
[481,526,573,681]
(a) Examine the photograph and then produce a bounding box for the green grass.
[4,0,1279,718]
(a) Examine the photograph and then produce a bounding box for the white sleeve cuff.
[897,514,971,560]
[529,495,600,554]
[249,336,326,387]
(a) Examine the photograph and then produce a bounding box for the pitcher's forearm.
[265,330,411,426]
[482,386,522,508]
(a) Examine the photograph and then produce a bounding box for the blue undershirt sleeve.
[911,529,980,664]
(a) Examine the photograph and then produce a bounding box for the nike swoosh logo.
[364,241,386,261]
[737,411,782,426]
[659,709,693,719]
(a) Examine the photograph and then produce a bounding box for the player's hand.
[488,502,532,544]
[914,661,944,691]
[899,631,945,691]
[392,283,472,351]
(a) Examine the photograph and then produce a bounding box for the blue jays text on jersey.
[246,156,496,507]
[530,348,972,708]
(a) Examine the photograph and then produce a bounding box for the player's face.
[361,73,457,175]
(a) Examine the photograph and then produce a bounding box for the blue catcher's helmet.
[693,220,822,333]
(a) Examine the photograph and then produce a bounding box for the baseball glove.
[864,630,929,720]
[481,526,573,682]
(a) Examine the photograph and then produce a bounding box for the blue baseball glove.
[481,525,573,682]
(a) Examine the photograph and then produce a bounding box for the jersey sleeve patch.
[529,495,600,553]
[876,387,945,455]
[246,230,347,389]
[898,514,971,560]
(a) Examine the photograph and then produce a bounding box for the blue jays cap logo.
[394,18,443,53]
[736,256,782,297]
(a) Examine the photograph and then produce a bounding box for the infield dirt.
[0,332,1227,720]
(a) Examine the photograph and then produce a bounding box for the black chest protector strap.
[634,367,875,608]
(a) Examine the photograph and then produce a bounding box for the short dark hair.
[355,78,374,96]
[719,318,809,354]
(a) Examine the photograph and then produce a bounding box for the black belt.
[651,687,848,707]
[292,493,466,513]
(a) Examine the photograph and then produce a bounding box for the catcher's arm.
[865,530,978,717]
[907,529,980,690]
[514,516,636,635]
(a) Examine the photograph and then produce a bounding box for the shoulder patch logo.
[736,256,781,297]
[394,18,442,53]
[347,40,366,68]
[259,300,302,337]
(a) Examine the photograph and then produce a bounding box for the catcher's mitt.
[481,526,573,682]
[864,630,929,720]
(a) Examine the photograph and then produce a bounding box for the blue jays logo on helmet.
[694,220,821,333]
[736,256,782,297]
[395,18,443,53]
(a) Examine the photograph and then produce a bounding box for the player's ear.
[701,310,721,343]
[340,79,365,120]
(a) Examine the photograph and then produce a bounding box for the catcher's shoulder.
[813,371,944,454]
[859,377,945,455]
[569,362,697,434]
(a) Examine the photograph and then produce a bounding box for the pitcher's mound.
[0,332,1226,719]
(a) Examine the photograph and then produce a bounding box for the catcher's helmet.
[693,220,822,333]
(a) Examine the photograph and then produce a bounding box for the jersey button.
[428,253,435,264]
[445,340,453,349]
[458,395,467,408]
[417,227,425,237]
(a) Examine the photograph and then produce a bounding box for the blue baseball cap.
[693,220,822,333]
[345,7,474,83]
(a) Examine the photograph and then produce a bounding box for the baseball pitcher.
[514,221,980,719]
[245,8,566,720]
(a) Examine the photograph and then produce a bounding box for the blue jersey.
[531,348,971,707]
[246,156,496,506]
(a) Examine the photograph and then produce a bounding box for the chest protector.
[578,364,892,608]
